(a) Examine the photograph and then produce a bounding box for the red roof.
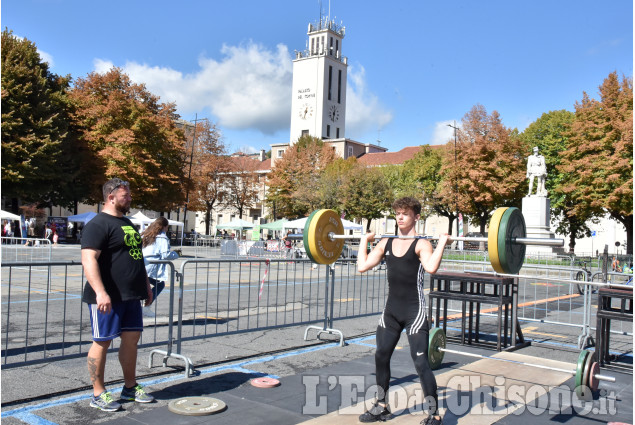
[357,145,444,166]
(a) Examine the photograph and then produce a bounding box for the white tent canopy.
[283,216,363,232]
[67,211,98,224]
[0,210,21,221]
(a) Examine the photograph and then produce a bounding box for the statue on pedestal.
[527,146,547,196]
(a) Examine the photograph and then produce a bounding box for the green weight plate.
[428,327,446,370]
[575,350,590,398]
[168,396,227,416]
[497,207,526,274]
[303,209,320,263]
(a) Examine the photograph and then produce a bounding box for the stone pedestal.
[521,196,561,255]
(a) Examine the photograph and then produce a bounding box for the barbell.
[289,207,564,273]
[428,328,614,400]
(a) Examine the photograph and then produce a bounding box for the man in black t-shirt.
[81,178,155,411]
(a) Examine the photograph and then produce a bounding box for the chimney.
[259,149,266,162]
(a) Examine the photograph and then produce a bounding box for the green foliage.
[318,157,357,210]
[339,165,392,230]
[520,110,593,252]
[1,29,75,207]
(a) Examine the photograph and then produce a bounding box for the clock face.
[328,105,340,122]
[299,103,314,120]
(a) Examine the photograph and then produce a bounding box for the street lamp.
[183,114,208,236]
[447,121,459,247]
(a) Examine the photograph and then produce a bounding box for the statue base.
[521,196,563,255]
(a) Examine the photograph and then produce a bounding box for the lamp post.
[447,121,459,247]
[183,114,208,236]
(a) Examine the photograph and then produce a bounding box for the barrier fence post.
[303,264,345,346]
[148,261,195,377]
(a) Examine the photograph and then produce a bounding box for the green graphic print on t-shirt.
[122,225,143,260]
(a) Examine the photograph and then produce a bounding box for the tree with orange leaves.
[559,72,633,254]
[69,67,186,210]
[187,120,229,234]
[440,105,527,233]
[266,135,336,218]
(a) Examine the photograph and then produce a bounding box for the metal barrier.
[1,237,52,264]
[1,260,176,367]
[2,255,631,373]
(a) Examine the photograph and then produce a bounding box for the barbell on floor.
[288,207,564,273]
[427,328,615,400]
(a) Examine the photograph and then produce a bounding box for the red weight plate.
[251,377,280,388]
[588,362,600,391]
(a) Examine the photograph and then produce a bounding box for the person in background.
[141,217,179,318]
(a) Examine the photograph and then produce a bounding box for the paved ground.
[1,244,632,424]
[1,321,632,425]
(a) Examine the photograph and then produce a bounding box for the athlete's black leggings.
[375,324,439,415]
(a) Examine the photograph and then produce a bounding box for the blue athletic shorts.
[88,299,143,341]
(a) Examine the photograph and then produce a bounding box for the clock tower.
[290,17,347,143]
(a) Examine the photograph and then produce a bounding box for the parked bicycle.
[574,260,591,295]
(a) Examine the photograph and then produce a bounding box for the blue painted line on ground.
[13,412,58,425]
[1,334,375,422]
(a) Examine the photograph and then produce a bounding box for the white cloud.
[93,42,293,135]
[91,44,390,139]
[345,64,393,137]
[38,49,54,67]
[431,120,460,145]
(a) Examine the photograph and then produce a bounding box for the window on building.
[329,37,333,55]
[336,39,339,57]
[348,146,353,157]
[301,130,309,137]
[311,38,315,55]
[328,66,332,101]
[336,128,340,138]
[277,149,285,158]
[338,70,342,103]
[326,125,330,138]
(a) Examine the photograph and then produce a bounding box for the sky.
[3,0,633,155]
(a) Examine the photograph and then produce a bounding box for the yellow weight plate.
[306,209,344,265]
[488,207,508,273]
[302,209,321,263]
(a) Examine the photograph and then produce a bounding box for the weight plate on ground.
[304,209,345,265]
[575,350,590,398]
[488,207,508,273]
[497,207,526,274]
[251,377,281,388]
[303,209,321,263]
[168,396,227,416]
[588,362,600,391]
[428,327,446,370]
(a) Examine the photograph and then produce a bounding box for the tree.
[521,110,593,252]
[266,135,336,218]
[401,146,448,231]
[317,157,357,211]
[340,163,393,231]
[225,156,260,219]
[441,105,527,233]
[69,67,186,210]
[187,121,229,234]
[1,29,74,211]
[559,72,633,254]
